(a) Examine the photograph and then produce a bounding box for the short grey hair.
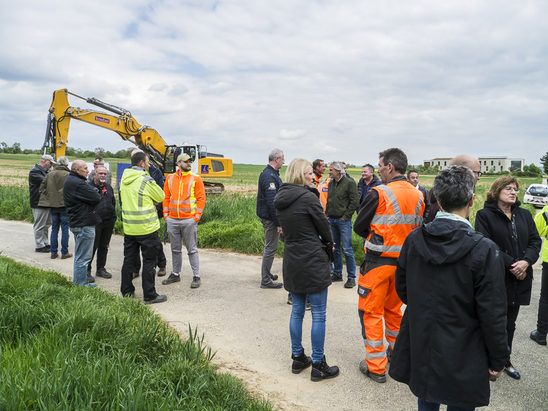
[433,166,475,212]
[268,148,283,162]
[330,161,344,172]
[57,156,69,166]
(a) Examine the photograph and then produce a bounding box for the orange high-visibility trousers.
[358,263,402,374]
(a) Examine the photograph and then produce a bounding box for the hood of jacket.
[417,218,482,265]
[274,183,315,211]
[121,166,147,186]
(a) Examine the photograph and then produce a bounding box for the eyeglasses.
[503,186,519,193]
[472,170,482,177]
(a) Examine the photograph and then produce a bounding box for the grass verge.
[0,256,271,410]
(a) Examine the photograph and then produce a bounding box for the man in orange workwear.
[353,147,425,383]
[162,153,206,289]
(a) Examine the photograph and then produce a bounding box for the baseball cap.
[177,153,193,163]
[41,154,57,164]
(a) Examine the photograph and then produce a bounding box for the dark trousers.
[506,303,520,366]
[133,237,166,273]
[121,232,161,300]
[537,262,548,335]
[88,219,115,272]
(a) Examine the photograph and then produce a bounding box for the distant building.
[423,157,524,173]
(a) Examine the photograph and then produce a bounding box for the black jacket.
[28,163,48,208]
[63,171,101,228]
[256,165,282,226]
[357,174,381,204]
[475,201,541,306]
[274,184,333,294]
[89,180,117,223]
[389,218,509,408]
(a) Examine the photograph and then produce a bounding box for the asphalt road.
[1,219,547,410]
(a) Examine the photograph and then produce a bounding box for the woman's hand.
[510,260,529,280]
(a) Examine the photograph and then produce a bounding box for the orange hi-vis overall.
[318,178,330,213]
[358,180,424,374]
[163,170,206,222]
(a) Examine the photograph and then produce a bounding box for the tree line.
[0,142,133,159]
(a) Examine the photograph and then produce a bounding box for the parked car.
[523,184,548,208]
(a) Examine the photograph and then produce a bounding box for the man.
[256,148,284,289]
[87,165,116,280]
[353,148,424,383]
[63,160,101,286]
[326,161,359,288]
[425,154,481,223]
[38,156,71,259]
[87,157,112,186]
[29,154,55,252]
[389,166,508,409]
[119,151,167,303]
[357,164,381,204]
[407,169,430,219]
[312,159,326,187]
[162,153,206,289]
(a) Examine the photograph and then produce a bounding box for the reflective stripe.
[388,340,395,349]
[371,214,424,225]
[123,208,157,216]
[169,199,196,205]
[415,195,424,216]
[122,216,159,225]
[137,179,148,209]
[364,339,384,348]
[187,175,195,201]
[385,329,399,338]
[195,208,204,213]
[365,351,386,359]
[378,185,401,215]
[364,241,402,253]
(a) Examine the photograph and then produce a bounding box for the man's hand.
[277,226,283,234]
[489,368,503,380]
[510,260,529,280]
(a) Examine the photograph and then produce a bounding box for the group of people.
[28,151,206,304]
[256,148,547,410]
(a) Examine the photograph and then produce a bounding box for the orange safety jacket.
[364,180,424,258]
[318,178,330,213]
[163,170,206,222]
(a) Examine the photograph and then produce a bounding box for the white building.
[424,157,524,173]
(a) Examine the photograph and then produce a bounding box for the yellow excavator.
[43,89,232,193]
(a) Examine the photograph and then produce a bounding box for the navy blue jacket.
[256,164,282,226]
[357,174,381,204]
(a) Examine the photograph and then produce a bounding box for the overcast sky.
[0,0,546,166]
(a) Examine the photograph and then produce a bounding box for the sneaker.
[84,283,98,288]
[270,274,279,281]
[51,253,59,259]
[359,360,386,383]
[61,253,73,259]
[311,356,339,381]
[331,274,343,282]
[144,294,168,304]
[530,330,547,345]
[96,268,112,279]
[287,294,292,305]
[87,273,95,284]
[260,281,283,289]
[344,279,356,288]
[191,276,201,289]
[292,351,312,374]
[157,267,167,277]
[162,273,181,285]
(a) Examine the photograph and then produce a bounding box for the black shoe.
[530,330,547,345]
[96,268,112,279]
[162,273,181,285]
[331,274,343,282]
[270,274,279,281]
[35,246,49,253]
[505,365,521,380]
[344,279,356,288]
[311,356,339,381]
[292,352,312,374]
[144,294,167,304]
[260,281,282,289]
[87,273,95,284]
[359,360,386,383]
[44,245,50,251]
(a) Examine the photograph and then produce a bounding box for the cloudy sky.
[0,0,546,166]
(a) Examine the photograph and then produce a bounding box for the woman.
[274,159,339,381]
[475,176,541,380]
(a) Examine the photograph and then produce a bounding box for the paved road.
[1,219,546,410]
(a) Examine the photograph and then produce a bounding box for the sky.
[0,0,546,166]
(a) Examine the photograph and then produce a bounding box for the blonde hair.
[285,158,312,185]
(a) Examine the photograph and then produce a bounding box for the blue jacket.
[357,174,381,204]
[256,164,282,226]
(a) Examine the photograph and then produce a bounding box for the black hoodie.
[389,218,509,408]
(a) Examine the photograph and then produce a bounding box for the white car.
[523,184,548,208]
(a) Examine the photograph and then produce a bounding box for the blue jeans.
[418,398,474,411]
[50,209,69,255]
[328,218,356,279]
[70,226,95,285]
[289,288,328,363]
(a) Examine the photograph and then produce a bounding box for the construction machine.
[42,89,232,193]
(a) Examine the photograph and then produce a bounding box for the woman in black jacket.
[475,176,541,380]
[274,159,339,382]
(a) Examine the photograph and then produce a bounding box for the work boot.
[96,268,112,279]
[344,279,356,288]
[162,273,181,285]
[157,267,167,277]
[530,330,547,345]
[61,253,73,259]
[291,351,312,374]
[331,274,343,282]
[86,272,95,284]
[190,276,201,289]
[311,356,339,381]
[51,253,58,259]
[359,360,386,383]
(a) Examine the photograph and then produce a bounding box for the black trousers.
[537,262,548,335]
[121,232,161,300]
[133,233,166,273]
[88,219,116,272]
[506,303,520,366]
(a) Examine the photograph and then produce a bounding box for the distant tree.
[541,152,548,174]
[95,147,106,158]
[0,142,7,153]
[12,142,21,154]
